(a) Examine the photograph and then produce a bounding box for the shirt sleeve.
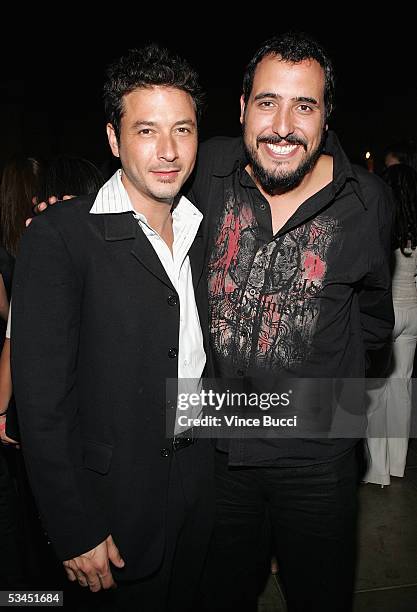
[359,182,395,374]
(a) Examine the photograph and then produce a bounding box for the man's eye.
[177,127,191,134]
[298,105,312,112]
[259,101,274,108]
[139,129,152,135]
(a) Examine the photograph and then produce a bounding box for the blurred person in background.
[384,140,417,171]
[39,155,105,202]
[365,163,417,485]
[0,155,43,587]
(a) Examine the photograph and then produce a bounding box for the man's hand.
[26,195,75,227]
[63,534,125,592]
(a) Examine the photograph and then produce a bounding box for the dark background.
[1,17,415,175]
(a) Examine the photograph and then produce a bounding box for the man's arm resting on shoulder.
[26,195,75,227]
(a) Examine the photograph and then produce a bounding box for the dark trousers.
[202,447,358,612]
[76,438,214,612]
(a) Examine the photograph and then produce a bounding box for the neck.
[249,154,333,206]
[121,173,175,251]
[248,155,333,235]
[121,173,175,234]
[137,199,173,236]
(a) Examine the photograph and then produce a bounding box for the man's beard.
[243,128,327,195]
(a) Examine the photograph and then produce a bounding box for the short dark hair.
[103,44,205,141]
[40,156,105,202]
[242,31,335,122]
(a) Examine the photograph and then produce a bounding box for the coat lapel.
[103,213,175,291]
[188,231,205,290]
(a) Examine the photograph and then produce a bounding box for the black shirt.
[189,131,394,466]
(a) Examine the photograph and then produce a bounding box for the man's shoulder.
[22,195,101,255]
[190,137,243,204]
[350,166,394,231]
[29,194,98,236]
[200,135,242,153]
[42,194,97,222]
[351,164,391,198]
[198,136,243,167]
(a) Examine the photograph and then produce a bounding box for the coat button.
[168,348,178,359]
[167,294,178,306]
[237,369,245,377]
[160,448,170,457]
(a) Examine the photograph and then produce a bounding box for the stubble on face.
[241,56,328,196]
[116,87,198,207]
[243,122,327,195]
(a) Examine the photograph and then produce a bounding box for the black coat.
[11,194,210,580]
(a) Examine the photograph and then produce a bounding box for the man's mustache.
[256,135,307,150]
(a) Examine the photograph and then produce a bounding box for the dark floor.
[257,438,417,611]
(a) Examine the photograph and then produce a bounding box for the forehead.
[251,55,325,100]
[121,86,196,122]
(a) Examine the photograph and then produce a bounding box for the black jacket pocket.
[82,440,113,475]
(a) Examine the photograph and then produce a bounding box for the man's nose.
[157,135,178,162]
[271,107,294,140]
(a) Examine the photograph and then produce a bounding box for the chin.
[152,190,178,202]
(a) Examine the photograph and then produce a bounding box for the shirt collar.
[90,168,203,224]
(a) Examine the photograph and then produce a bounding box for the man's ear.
[240,95,246,125]
[107,123,120,158]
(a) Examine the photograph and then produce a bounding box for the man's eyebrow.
[131,119,196,129]
[253,93,319,105]
[254,92,280,101]
[294,96,318,105]
[172,119,196,126]
[131,121,156,128]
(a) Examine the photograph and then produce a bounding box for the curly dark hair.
[382,163,417,255]
[242,31,335,123]
[103,44,205,142]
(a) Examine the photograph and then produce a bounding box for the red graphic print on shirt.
[208,193,340,371]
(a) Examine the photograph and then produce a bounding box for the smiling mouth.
[265,143,299,155]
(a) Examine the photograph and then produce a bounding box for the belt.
[172,428,195,451]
